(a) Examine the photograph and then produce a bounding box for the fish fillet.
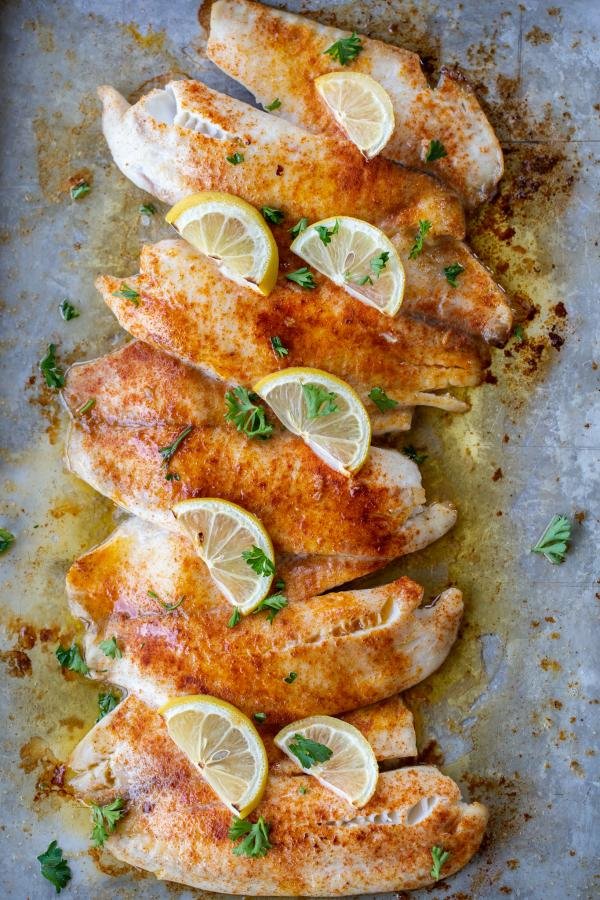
[66,516,463,718]
[67,695,488,894]
[98,239,488,425]
[62,342,457,560]
[207,0,503,208]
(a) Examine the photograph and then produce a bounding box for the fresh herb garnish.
[368,387,399,412]
[242,545,276,577]
[443,262,465,287]
[91,798,126,847]
[324,32,363,65]
[270,336,289,358]
[99,636,122,659]
[284,671,297,684]
[37,841,72,893]
[288,733,333,768]
[70,181,90,200]
[111,283,140,306]
[261,206,284,225]
[226,152,244,165]
[264,98,282,111]
[425,139,447,163]
[0,528,15,554]
[513,324,525,342]
[40,344,65,389]
[229,815,272,858]
[148,589,186,612]
[402,445,428,465]
[254,592,288,623]
[253,712,267,723]
[139,202,156,215]
[225,387,273,439]
[370,251,390,278]
[59,299,79,321]
[56,643,89,675]
[531,514,572,564]
[165,471,180,481]
[290,217,309,236]
[97,690,120,721]
[298,785,309,795]
[75,397,95,417]
[303,383,338,419]
[409,220,432,259]
[430,845,451,880]
[286,267,317,289]
[227,608,242,629]
[159,425,192,465]
[346,271,372,286]
[315,219,339,245]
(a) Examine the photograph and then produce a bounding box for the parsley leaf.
[531,514,572,564]
[303,383,338,419]
[242,545,276,577]
[443,262,465,287]
[148,589,186,613]
[75,398,95,417]
[368,387,399,412]
[289,733,333,768]
[91,798,126,847]
[111,283,140,306]
[513,324,525,342]
[59,299,79,321]
[284,671,297,683]
[290,217,309,236]
[286,267,317,289]
[345,271,372,286]
[225,387,273,439]
[370,251,390,278]
[226,152,244,165]
[430,845,451,880]
[270,336,289,358]
[409,220,432,259]
[0,528,15,554]
[227,607,242,628]
[315,219,339,245]
[254,592,288,623]
[139,202,156,215]
[425,139,447,163]
[402,445,427,465]
[70,181,90,200]
[159,425,192,465]
[37,841,72,893]
[97,690,120,721]
[229,815,272,858]
[40,344,65,389]
[253,712,267,723]
[324,32,363,65]
[165,471,180,481]
[261,206,284,225]
[56,643,89,675]
[99,636,122,659]
[264,98,282,111]
[298,784,309,795]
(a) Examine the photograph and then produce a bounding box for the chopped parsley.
[97,690,120,721]
[270,335,289,358]
[148,589,186,612]
[443,262,465,287]
[408,220,432,259]
[165,471,180,481]
[324,32,363,65]
[59,299,79,321]
[242,546,276,577]
[284,671,297,684]
[425,139,447,163]
[70,181,90,200]
[253,592,288,623]
[430,845,451,880]
[0,528,15,554]
[261,206,284,225]
[56,643,89,675]
[402,445,427,465]
[139,202,156,215]
[91,798,126,847]
[226,152,244,165]
[158,425,192,465]
[225,387,273,439]
[227,608,242,629]
[290,217,309,237]
[531,514,572,564]
[253,712,267,723]
[368,387,399,412]
[98,636,122,659]
[298,785,309,795]
[264,98,282,111]
[513,324,525,342]
[288,733,333,768]
[40,344,65,389]
[111,283,140,306]
[37,841,72,893]
[315,219,339,245]
[370,251,390,278]
[303,383,338,419]
[346,272,372,286]
[229,815,272,858]
[75,397,95,417]
[286,267,317,289]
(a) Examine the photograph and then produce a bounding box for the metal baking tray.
[0,0,598,897]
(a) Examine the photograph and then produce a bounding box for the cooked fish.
[62,341,457,560]
[98,239,488,425]
[98,79,465,239]
[66,516,463,718]
[68,695,488,894]
[207,0,503,209]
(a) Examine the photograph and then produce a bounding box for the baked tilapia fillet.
[68,695,488,894]
[98,82,512,344]
[66,516,463,719]
[62,341,458,561]
[207,0,503,209]
[98,239,490,427]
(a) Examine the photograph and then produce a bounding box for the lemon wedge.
[166,192,279,296]
[290,216,404,317]
[172,498,275,612]
[160,694,268,817]
[315,71,395,159]
[275,715,378,807]
[253,367,371,476]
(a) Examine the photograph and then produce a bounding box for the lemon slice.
[253,367,371,476]
[160,695,268,817]
[172,498,274,612]
[315,72,395,159]
[275,715,378,808]
[290,216,404,317]
[166,192,279,296]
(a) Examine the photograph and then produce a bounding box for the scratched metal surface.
[0,0,598,898]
